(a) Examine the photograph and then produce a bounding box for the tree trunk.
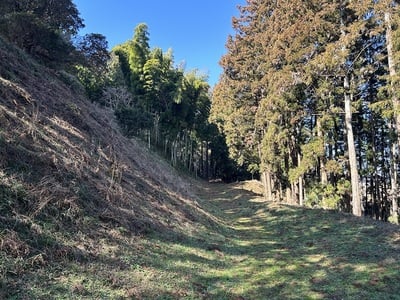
[340,3,362,217]
[189,139,193,172]
[385,10,399,222]
[154,114,160,146]
[298,153,304,206]
[199,141,204,177]
[205,141,209,179]
[287,186,292,204]
[317,117,328,184]
[261,170,273,201]
[164,138,168,155]
[147,129,151,149]
[258,143,273,201]
[390,140,399,222]
[344,74,362,216]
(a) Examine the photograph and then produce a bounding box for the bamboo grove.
[211,0,400,223]
[99,24,235,180]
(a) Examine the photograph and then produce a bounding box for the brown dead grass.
[0,36,213,261]
[0,36,224,298]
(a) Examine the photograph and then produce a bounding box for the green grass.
[1,181,399,299]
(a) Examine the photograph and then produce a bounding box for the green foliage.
[306,180,350,210]
[75,33,110,72]
[128,23,150,96]
[213,0,400,216]
[115,106,153,137]
[0,0,83,64]
[325,159,343,176]
[106,53,127,87]
[130,23,150,69]
[142,48,183,114]
[73,34,110,103]
[112,46,132,87]
[208,129,239,181]
[0,12,74,64]
[388,214,399,225]
[75,65,106,103]
[289,138,325,183]
[0,0,83,35]
[107,24,237,180]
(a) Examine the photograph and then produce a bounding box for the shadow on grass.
[144,183,400,299]
[2,181,399,299]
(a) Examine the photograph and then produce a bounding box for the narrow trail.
[189,181,400,300]
[2,179,399,299]
[193,181,313,298]
[195,181,269,240]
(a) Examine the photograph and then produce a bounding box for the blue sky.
[73,0,246,87]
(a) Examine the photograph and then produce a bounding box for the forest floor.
[2,180,400,300]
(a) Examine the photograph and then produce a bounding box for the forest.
[1,0,400,224]
[212,0,400,223]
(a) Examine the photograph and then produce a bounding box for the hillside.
[0,37,219,298]
[0,35,213,228]
[1,37,400,300]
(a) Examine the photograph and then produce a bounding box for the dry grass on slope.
[0,37,220,297]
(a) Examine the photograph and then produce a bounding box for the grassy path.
[2,181,400,299]
[186,181,400,299]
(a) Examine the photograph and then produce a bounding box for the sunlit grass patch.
[2,181,400,299]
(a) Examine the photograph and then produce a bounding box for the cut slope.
[0,36,211,231]
[0,36,220,297]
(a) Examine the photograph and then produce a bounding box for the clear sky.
[72,0,246,87]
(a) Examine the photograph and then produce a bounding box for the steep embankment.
[0,36,214,230]
[0,37,219,298]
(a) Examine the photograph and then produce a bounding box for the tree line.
[104,23,237,180]
[0,0,240,181]
[211,0,400,223]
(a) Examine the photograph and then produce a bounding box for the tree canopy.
[0,0,83,62]
[212,0,400,223]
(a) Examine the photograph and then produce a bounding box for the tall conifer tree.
[214,0,399,220]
